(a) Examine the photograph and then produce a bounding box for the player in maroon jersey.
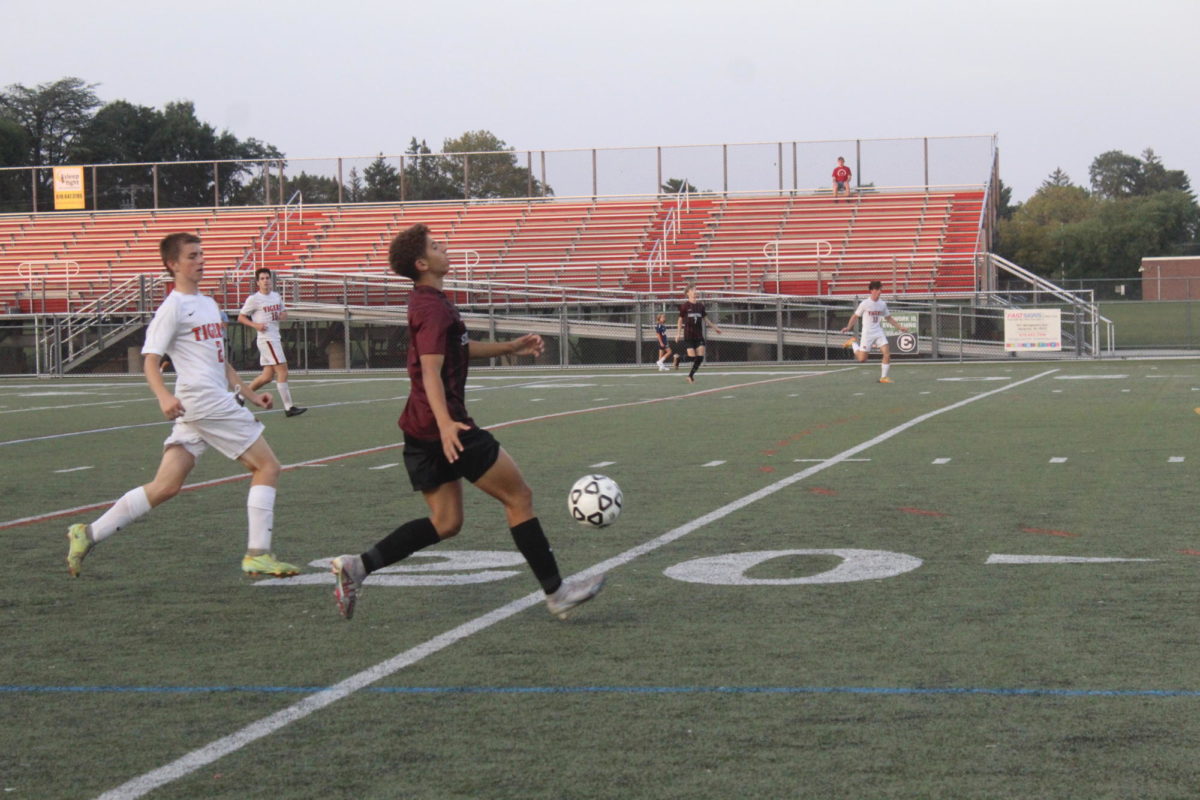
[675,284,723,384]
[327,223,605,621]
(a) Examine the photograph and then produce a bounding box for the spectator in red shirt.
[832,156,852,201]
[326,223,606,622]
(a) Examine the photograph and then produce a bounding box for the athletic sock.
[361,517,440,574]
[881,363,891,378]
[277,381,294,409]
[90,486,151,543]
[509,517,563,595]
[689,355,704,379]
[246,484,276,551]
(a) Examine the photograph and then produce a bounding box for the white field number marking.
[258,548,1154,589]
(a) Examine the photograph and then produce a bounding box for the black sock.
[689,355,704,378]
[510,517,563,595]
[361,517,440,574]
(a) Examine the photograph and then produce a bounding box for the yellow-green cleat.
[241,553,300,577]
[66,523,93,578]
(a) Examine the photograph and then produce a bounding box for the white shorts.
[257,338,287,367]
[163,405,265,461]
[860,332,889,352]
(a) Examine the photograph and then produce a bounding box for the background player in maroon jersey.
[675,284,722,383]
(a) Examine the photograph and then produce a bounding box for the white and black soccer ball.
[567,474,623,528]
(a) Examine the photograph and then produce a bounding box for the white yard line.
[93,368,1058,799]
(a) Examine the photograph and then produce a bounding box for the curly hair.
[388,223,430,281]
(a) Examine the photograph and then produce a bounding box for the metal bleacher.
[1,187,989,318]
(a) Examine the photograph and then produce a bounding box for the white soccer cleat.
[546,574,606,620]
[331,554,366,620]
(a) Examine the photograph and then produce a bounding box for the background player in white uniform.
[238,268,306,418]
[840,280,909,383]
[66,233,300,579]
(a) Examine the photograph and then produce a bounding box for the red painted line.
[1177,549,1200,556]
[1021,527,1079,538]
[5,371,844,531]
[898,507,947,517]
[759,466,776,473]
[808,487,837,496]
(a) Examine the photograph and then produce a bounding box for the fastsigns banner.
[1004,309,1061,351]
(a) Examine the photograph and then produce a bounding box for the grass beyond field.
[3,360,1200,798]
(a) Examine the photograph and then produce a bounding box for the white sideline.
[94,368,1057,799]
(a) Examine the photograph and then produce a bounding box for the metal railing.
[0,134,997,214]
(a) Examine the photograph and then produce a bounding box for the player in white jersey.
[238,268,306,417]
[66,233,300,579]
[840,280,909,383]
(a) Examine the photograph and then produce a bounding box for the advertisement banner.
[1004,309,1061,351]
[53,166,85,210]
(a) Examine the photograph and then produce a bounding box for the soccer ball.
[567,474,623,528]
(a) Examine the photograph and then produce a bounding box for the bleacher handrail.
[232,190,304,279]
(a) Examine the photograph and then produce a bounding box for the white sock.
[246,484,277,552]
[277,382,294,410]
[882,363,891,378]
[91,486,151,543]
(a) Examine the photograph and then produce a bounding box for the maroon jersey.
[399,285,475,440]
[678,300,707,341]
[832,164,851,183]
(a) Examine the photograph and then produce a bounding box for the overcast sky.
[6,0,1197,203]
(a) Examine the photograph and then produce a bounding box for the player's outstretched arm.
[468,334,544,360]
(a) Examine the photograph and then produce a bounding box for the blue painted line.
[4,685,1200,698]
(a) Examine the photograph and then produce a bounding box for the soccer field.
[3,360,1200,799]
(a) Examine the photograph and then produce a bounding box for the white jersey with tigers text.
[142,290,238,421]
[854,297,891,340]
[239,290,285,341]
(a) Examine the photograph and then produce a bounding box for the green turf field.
[3,359,1200,799]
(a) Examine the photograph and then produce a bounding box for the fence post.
[930,296,940,359]
[776,299,784,362]
[634,299,643,366]
[559,293,569,366]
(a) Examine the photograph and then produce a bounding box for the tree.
[662,178,699,194]
[362,155,400,202]
[1140,148,1191,195]
[71,100,162,208]
[997,162,1199,284]
[440,130,550,199]
[0,118,30,212]
[69,98,282,208]
[400,138,456,201]
[1041,168,1073,189]
[283,171,342,204]
[995,184,1097,273]
[995,179,1016,221]
[345,167,363,203]
[1088,150,1143,198]
[0,77,100,167]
